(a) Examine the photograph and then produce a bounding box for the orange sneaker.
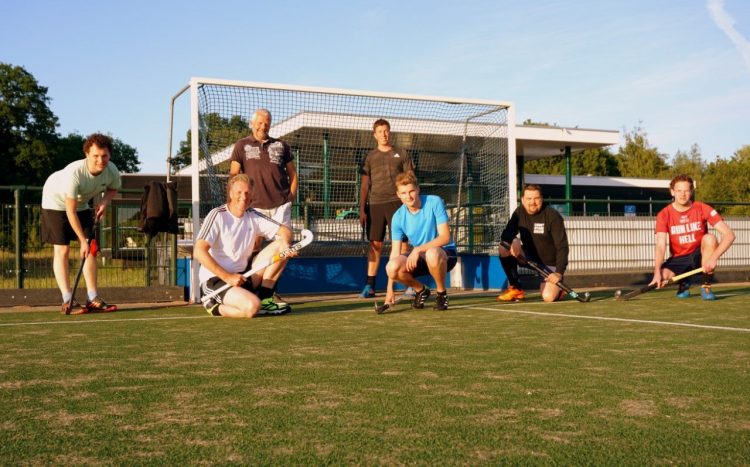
[496,286,525,302]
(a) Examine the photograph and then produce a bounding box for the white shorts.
[253,202,292,237]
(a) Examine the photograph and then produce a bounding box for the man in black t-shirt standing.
[358,118,414,298]
[229,108,298,313]
[497,184,569,302]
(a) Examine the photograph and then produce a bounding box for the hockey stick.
[66,217,99,315]
[374,293,407,314]
[614,267,704,301]
[500,241,591,303]
[200,229,314,305]
[248,208,307,306]
[361,222,369,257]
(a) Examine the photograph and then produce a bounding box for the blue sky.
[2,0,748,174]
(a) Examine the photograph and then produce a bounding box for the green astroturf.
[1,286,749,465]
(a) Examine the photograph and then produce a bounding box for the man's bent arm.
[411,223,451,255]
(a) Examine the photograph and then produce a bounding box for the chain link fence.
[1,186,748,289]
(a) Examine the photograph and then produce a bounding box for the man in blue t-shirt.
[385,172,457,311]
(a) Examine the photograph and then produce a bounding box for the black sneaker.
[433,292,448,311]
[203,297,221,316]
[411,286,431,309]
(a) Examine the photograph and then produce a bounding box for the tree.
[1,63,142,185]
[0,63,59,186]
[56,133,141,174]
[616,125,669,178]
[698,145,750,215]
[524,147,620,176]
[173,113,249,170]
[667,143,705,182]
[110,136,140,173]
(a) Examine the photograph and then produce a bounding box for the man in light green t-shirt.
[41,133,121,314]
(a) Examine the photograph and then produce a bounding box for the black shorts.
[405,247,458,278]
[200,275,260,315]
[366,200,403,242]
[41,209,93,245]
[662,249,702,276]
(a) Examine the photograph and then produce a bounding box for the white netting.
[183,80,511,255]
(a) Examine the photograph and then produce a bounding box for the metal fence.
[1,186,748,289]
[0,186,192,290]
[565,216,750,272]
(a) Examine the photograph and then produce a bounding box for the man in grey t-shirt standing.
[358,119,414,298]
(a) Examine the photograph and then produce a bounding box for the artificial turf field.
[1,285,749,465]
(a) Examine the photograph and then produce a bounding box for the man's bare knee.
[386,259,406,280]
[425,248,446,266]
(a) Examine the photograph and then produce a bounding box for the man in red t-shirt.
[650,174,735,299]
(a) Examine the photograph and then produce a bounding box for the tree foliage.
[616,125,669,178]
[521,119,749,212]
[666,143,705,183]
[0,63,59,186]
[1,63,142,186]
[524,147,620,176]
[57,133,141,174]
[173,113,249,170]
[697,145,750,215]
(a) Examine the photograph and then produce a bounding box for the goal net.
[178,78,513,257]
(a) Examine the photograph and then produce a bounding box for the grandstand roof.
[515,124,619,160]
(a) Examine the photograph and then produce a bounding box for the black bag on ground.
[138,181,179,238]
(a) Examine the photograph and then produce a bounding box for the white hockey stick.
[200,228,314,305]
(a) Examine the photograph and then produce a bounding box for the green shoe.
[259,297,291,316]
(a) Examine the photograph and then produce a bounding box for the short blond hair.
[395,171,418,189]
[226,173,251,202]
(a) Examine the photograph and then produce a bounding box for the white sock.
[62,292,73,303]
[87,290,98,301]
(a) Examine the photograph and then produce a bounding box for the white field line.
[1,304,749,333]
[0,315,210,327]
[451,304,750,333]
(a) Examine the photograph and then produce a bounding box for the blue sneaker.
[359,284,375,298]
[676,282,690,299]
[403,287,416,299]
[701,284,716,300]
